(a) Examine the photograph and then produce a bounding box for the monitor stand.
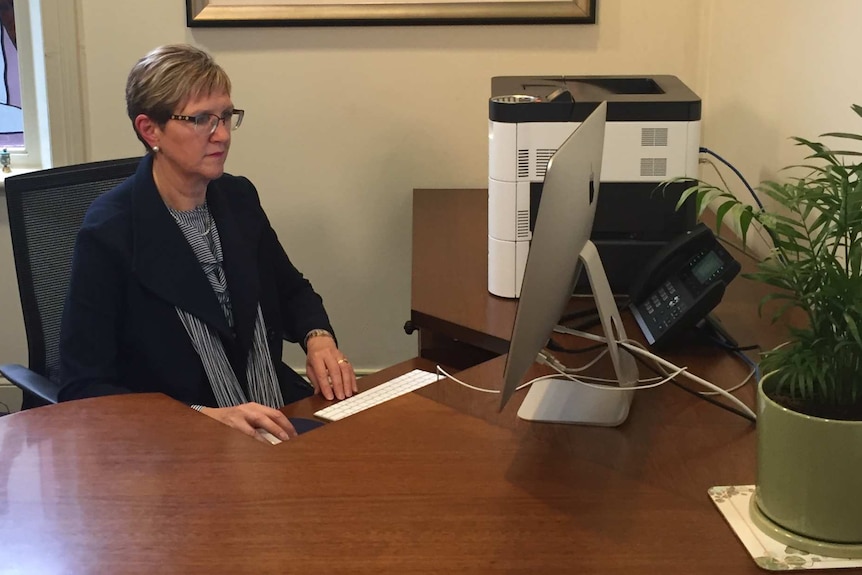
[517,241,639,426]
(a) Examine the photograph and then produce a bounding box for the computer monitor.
[499,101,639,425]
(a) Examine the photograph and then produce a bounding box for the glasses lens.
[197,111,243,135]
[230,110,243,131]
[207,114,221,134]
[186,113,215,133]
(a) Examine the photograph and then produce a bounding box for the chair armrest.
[0,364,60,404]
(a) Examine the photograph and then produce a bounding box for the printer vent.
[640,158,668,177]
[516,209,530,239]
[641,127,668,147]
[535,149,556,178]
[518,149,530,178]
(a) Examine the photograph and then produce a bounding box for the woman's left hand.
[306,336,357,401]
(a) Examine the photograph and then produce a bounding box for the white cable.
[536,363,687,391]
[440,330,757,421]
[620,339,757,408]
[541,347,610,373]
[539,348,664,383]
[700,366,756,395]
[616,337,755,393]
[618,341,757,419]
[437,362,685,394]
[619,338,757,397]
[573,374,663,384]
[555,326,757,420]
[435,365,499,393]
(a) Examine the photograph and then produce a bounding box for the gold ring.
[337,358,349,365]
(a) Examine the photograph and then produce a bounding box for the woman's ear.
[134,114,161,151]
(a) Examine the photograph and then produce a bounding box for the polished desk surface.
[0,189,839,574]
[2,359,758,575]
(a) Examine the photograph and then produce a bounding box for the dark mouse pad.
[290,417,325,435]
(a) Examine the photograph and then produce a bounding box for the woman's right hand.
[199,402,297,443]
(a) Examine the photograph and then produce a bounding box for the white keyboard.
[313,369,441,422]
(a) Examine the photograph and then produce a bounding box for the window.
[0,0,84,175]
[0,0,23,149]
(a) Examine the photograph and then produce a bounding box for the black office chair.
[1,157,141,409]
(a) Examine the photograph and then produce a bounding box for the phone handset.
[629,223,741,347]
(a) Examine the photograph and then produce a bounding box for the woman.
[59,44,357,442]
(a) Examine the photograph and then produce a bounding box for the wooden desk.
[410,188,514,365]
[0,190,844,574]
[406,188,845,572]
[410,188,792,363]
[0,360,760,575]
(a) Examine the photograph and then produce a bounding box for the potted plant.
[676,105,862,558]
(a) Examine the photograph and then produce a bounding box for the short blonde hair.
[126,44,232,150]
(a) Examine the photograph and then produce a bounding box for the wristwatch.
[304,328,334,347]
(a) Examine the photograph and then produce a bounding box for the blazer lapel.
[207,177,262,356]
[130,155,233,338]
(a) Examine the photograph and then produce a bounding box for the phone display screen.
[692,251,723,284]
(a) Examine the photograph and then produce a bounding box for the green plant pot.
[752,379,862,557]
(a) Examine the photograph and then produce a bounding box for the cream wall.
[699,0,862,192]
[12,0,857,376]
[30,0,698,373]
[9,0,859,374]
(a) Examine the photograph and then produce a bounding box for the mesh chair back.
[5,158,141,387]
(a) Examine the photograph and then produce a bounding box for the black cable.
[546,338,607,355]
[633,353,757,425]
[560,307,600,323]
[566,315,603,332]
[700,323,758,357]
[700,146,763,209]
[559,311,602,333]
[693,321,761,353]
[550,327,756,423]
[725,344,760,352]
[560,297,630,325]
[551,314,756,423]
[699,328,762,379]
[700,148,789,266]
[708,337,760,353]
[0,400,10,416]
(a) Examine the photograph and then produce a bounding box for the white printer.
[488,75,701,298]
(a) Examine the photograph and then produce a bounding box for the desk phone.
[629,223,740,347]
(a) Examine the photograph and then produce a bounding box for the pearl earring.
[152,146,160,153]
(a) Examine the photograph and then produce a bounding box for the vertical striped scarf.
[167,202,285,409]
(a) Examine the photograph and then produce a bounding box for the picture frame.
[186,0,596,27]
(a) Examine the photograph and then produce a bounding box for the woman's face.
[154,90,234,191]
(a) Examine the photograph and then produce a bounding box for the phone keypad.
[641,279,688,335]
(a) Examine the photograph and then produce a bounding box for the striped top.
[166,202,233,326]
[167,200,286,409]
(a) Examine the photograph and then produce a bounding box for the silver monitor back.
[499,101,638,425]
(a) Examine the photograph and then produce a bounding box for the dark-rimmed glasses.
[169,109,244,136]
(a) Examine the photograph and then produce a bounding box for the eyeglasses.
[169,109,245,135]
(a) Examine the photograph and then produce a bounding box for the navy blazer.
[58,155,334,406]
